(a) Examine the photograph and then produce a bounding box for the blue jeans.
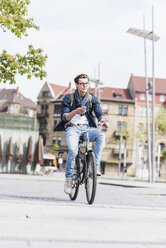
[65,125,105,179]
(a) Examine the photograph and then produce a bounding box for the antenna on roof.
[90,62,103,101]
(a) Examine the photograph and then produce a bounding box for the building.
[0,87,39,173]
[37,81,74,150]
[0,87,36,117]
[128,74,166,178]
[37,81,135,175]
[37,75,166,178]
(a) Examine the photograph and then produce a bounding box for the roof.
[49,83,67,97]
[129,75,166,94]
[0,88,36,109]
[49,82,75,101]
[49,82,133,103]
[99,87,133,102]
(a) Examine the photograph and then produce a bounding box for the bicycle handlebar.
[75,122,105,132]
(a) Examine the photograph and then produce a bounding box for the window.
[118,105,122,115]
[41,105,45,114]
[160,95,165,102]
[117,121,126,131]
[138,107,146,117]
[40,120,44,129]
[57,137,62,146]
[44,120,47,129]
[42,135,46,146]
[27,108,33,117]
[122,122,127,129]
[160,143,164,151]
[41,105,48,114]
[54,120,57,131]
[54,105,61,115]
[113,91,122,98]
[123,105,128,115]
[118,105,128,115]
[40,120,47,129]
[138,123,144,133]
[117,121,121,130]
[144,141,148,150]
[42,91,51,97]
[140,93,145,100]
[148,94,152,101]
[103,104,108,113]
[53,137,56,144]
[115,94,122,99]
[138,107,151,117]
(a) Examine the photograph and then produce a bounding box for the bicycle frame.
[74,123,103,184]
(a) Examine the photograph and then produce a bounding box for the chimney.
[16,87,19,95]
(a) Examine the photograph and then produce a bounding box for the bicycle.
[69,123,104,205]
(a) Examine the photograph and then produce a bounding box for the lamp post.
[127,7,160,182]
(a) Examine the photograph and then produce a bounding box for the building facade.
[37,81,135,175]
[0,87,36,117]
[128,75,166,178]
[0,87,39,173]
[37,75,166,178]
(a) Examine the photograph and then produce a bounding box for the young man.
[54,74,108,194]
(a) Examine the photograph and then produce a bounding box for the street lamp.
[127,7,160,183]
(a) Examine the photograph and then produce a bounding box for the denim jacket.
[54,91,105,131]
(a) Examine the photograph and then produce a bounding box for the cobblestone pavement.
[0,173,166,248]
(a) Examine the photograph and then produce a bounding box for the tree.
[156,110,166,136]
[111,122,134,175]
[0,0,47,84]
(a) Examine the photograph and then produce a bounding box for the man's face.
[76,78,89,95]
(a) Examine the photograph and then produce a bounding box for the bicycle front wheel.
[85,151,97,204]
[69,157,79,201]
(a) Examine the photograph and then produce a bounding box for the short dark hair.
[74,74,89,84]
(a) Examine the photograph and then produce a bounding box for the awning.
[43,153,56,160]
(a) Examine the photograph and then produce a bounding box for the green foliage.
[0,0,47,84]
[126,174,135,177]
[156,111,166,135]
[0,45,47,84]
[111,124,134,145]
[135,125,149,141]
[53,144,60,153]
[161,150,166,161]
[0,0,39,38]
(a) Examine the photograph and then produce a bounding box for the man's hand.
[65,107,86,121]
[100,118,109,128]
[76,107,86,115]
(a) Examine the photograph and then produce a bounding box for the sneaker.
[64,179,72,194]
[97,166,101,176]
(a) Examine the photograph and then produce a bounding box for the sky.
[1,0,166,102]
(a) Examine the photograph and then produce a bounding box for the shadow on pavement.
[0,194,70,203]
[99,182,147,188]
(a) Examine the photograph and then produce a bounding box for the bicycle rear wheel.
[85,151,97,204]
[69,156,80,201]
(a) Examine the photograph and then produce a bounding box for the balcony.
[37,112,49,118]
[114,130,120,136]
[112,144,127,156]
[53,113,61,117]
[114,130,127,140]
[39,128,49,135]
[113,148,125,155]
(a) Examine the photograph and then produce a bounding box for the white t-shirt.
[70,114,88,125]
